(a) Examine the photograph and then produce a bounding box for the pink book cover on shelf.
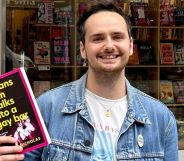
[160,43,175,64]
[0,67,51,153]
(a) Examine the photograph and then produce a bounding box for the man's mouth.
[99,55,119,59]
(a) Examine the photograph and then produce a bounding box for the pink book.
[0,67,51,153]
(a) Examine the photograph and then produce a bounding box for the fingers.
[0,136,16,144]
[0,145,23,155]
[0,136,24,161]
[0,153,24,161]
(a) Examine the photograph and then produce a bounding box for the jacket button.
[84,140,90,146]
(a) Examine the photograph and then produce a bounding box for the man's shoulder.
[133,87,176,121]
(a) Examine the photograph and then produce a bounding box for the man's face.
[80,11,133,74]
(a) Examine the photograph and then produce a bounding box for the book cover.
[170,107,184,149]
[172,80,184,104]
[34,41,50,64]
[160,43,175,64]
[33,81,51,97]
[78,2,87,17]
[174,7,184,26]
[177,119,184,149]
[174,44,184,64]
[51,37,70,64]
[160,28,173,40]
[0,67,51,153]
[53,5,72,25]
[37,2,53,24]
[160,5,175,26]
[130,2,152,26]
[160,80,174,104]
[128,44,140,65]
[138,43,155,64]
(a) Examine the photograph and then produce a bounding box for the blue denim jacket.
[24,73,178,161]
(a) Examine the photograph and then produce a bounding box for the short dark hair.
[77,0,132,43]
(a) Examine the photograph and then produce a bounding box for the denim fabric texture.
[24,73,179,161]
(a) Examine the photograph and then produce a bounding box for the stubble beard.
[88,61,127,84]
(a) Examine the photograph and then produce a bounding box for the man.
[0,0,178,160]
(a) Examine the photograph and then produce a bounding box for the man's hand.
[0,136,24,161]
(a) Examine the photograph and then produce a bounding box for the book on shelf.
[37,1,53,24]
[33,81,51,97]
[130,2,152,26]
[176,119,184,149]
[78,2,87,17]
[160,0,175,5]
[0,67,51,153]
[53,5,72,25]
[138,43,155,65]
[160,5,175,26]
[160,43,175,65]
[160,28,176,40]
[51,37,70,64]
[172,80,184,104]
[174,7,184,26]
[160,80,174,104]
[128,44,140,65]
[34,41,50,65]
[174,44,184,64]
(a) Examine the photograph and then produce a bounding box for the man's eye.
[113,35,123,40]
[93,37,103,42]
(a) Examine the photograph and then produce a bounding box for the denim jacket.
[24,73,178,161]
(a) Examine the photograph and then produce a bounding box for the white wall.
[179,150,184,161]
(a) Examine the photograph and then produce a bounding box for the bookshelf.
[5,0,184,150]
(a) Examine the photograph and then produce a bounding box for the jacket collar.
[62,73,151,125]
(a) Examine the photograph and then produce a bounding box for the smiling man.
[0,0,178,161]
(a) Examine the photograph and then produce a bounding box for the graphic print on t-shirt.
[85,89,128,161]
[92,130,113,161]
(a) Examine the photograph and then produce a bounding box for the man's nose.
[104,38,115,52]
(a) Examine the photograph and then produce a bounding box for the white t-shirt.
[85,89,128,161]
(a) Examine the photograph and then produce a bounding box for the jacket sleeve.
[164,114,179,161]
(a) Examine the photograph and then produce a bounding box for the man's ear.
[80,41,86,59]
[129,37,134,56]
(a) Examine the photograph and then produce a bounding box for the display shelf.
[5,0,184,149]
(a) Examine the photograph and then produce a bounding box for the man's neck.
[86,71,126,99]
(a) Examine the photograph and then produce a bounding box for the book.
[53,5,72,25]
[37,2,53,24]
[160,43,175,64]
[176,119,184,149]
[160,5,175,26]
[78,2,87,17]
[174,44,184,64]
[160,80,174,104]
[0,67,51,153]
[174,7,184,26]
[172,80,184,104]
[34,41,50,64]
[130,2,152,26]
[128,44,140,65]
[138,43,155,64]
[33,81,51,97]
[160,28,174,40]
[51,37,70,64]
